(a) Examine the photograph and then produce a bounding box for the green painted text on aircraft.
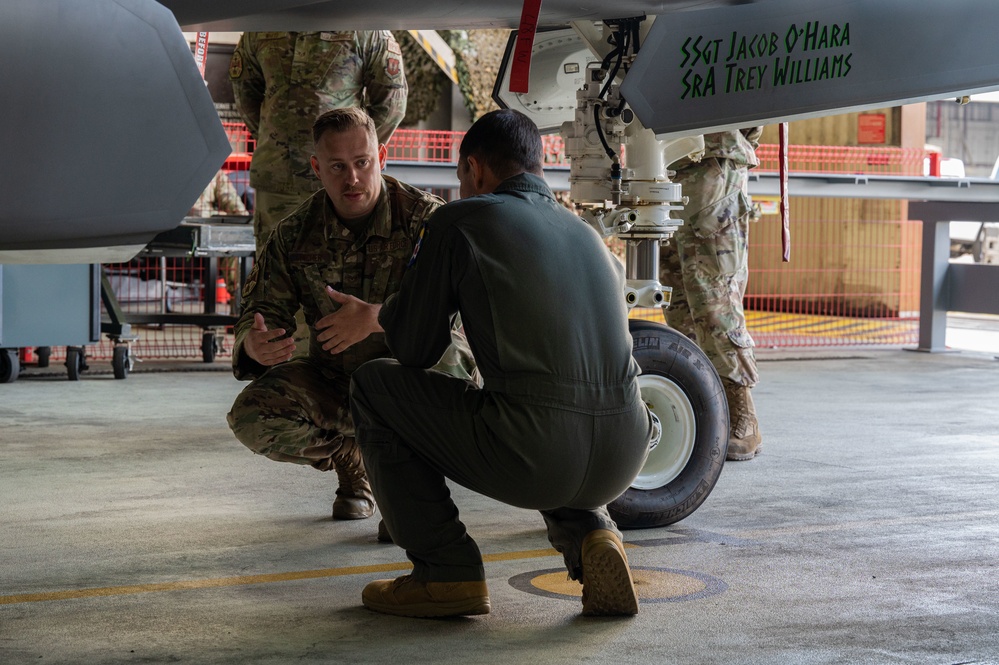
[680,21,852,100]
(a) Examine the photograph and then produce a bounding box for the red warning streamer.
[509,0,543,94]
[779,122,791,262]
[194,32,209,79]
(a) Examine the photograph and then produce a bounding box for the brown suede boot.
[362,575,490,618]
[331,437,375,520]
[580,529,639,616]
[724,382,762,461]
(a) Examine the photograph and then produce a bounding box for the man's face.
[311,125,387,220]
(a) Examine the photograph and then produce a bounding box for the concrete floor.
[2,340,998,664]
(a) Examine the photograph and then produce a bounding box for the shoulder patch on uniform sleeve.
[407,222,428,268]
[386,56,401,78]
[386,32,402,55]
[228,51,243,80]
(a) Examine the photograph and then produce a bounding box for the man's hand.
[315,287,382,354]
[243,312,296,366]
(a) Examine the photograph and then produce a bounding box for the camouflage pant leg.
[666,217,759,387]
[660,159,758,387]
[253,189,311,250]
[227,358,353,470]
[659,233,696,341]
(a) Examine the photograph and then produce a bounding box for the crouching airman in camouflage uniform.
[227,108,476,521]
[659,128,763,461]
[230,30,408,249]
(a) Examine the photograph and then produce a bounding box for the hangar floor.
[2,338,998,664]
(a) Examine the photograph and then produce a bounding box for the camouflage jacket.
[230,31,407,195]
[673,128,763,171]
[232,176,441,381]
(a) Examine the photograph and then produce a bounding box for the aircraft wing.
[159,0,728,31]
[6,0,999,264]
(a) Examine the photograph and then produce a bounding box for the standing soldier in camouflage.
[229,31,408,249]
[227,107,475,522]
[659,128,763,461]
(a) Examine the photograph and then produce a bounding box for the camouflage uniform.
[659,128,762,388]
[227,176,477,470]
[229,31,407,247]
[188,171,248,218]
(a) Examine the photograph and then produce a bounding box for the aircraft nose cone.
[0,0,230,258]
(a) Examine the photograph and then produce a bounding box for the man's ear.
[310,154,321,178]
[466,155,488,192]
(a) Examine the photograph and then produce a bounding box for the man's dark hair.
[312,107,378,145]
[459,109,543,179]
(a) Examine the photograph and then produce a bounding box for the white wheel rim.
[632,373,697,490]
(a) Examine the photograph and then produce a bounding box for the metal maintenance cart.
[103,216,256,364]
[0,263,103,382]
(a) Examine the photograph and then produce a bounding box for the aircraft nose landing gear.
[608,320,729,529]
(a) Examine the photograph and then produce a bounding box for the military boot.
[331,437,375,520]
[724,382,762,461]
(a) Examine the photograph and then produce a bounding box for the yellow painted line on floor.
[1,546,603,606]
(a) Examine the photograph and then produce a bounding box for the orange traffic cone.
[215,278,231,304]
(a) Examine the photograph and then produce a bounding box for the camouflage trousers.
[227,333,480,470]
[227,358,352,471]
[660,158,759,388]
[253,189,315,250]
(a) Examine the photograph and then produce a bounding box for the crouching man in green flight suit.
[337,109,655,618]
[226,107,476,523]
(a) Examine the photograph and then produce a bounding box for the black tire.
[201,331,216,363]
[608,320,729,529]
[36,346,51,368]
[65,347,83,381]
[1,349,20,383]
[112,345,130,380]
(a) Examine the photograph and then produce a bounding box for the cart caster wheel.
[1,348,20,383]
[36,346,51,368]
[65,346,85,381]
[112,345,131,380]
[201,331,216,363]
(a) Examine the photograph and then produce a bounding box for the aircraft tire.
[608,320,729,529]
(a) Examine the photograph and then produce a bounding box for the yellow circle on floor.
[532,568,705,599]
[508,567,727,603]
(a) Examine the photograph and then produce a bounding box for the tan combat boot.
[724,382,762,461]
[362,575,490,618]
[331,437,375,520]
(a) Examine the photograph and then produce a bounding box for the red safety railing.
[222,121,255,171]
[24,125,929,370]
[386,129,568,165]
[755,144,926,175]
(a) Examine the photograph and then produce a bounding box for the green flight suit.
[350,174,653,582]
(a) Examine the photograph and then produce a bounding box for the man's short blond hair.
[312,107,378,145]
